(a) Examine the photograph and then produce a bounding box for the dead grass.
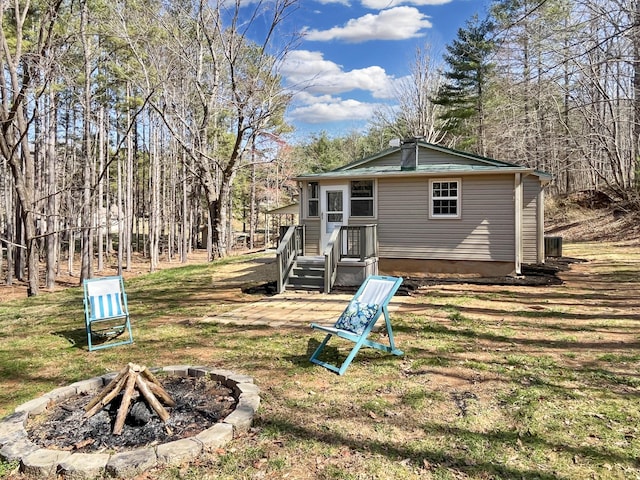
[0,211,640,478]
[545,194,640,245]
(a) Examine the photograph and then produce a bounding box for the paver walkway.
[203,291,406,328]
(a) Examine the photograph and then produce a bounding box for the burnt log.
[84,363,176,435]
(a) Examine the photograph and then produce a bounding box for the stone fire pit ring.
[0,366,260,479]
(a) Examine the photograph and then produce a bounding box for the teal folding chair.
[83,276,134,351]
[309,275,403,375]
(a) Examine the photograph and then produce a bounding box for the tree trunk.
[633,0,640,193]
[250,143,256,250]
[125,84,134,270]
[4,163,15,286]
[80,0,93,282]
[117,148,124,276]
[148,120,160,272]
[181,154,189,263]
[45,90,59,288]
[97,105,105,272]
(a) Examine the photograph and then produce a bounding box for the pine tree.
[433,15,496,155]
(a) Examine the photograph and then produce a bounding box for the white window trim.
[306,181,319,219]
[350,179,377,219]
[429,178,461,219]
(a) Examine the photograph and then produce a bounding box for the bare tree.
[0,0,64,296]
[375,45,446,143]
[131,0,297,259]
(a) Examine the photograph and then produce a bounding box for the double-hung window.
[350,180,374,217]
[430,179,461,219]
[307,182,319,217]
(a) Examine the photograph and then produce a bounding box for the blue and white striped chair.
[310,275,403,375]
[83,275,133,351]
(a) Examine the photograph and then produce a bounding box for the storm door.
[320,185,349,251]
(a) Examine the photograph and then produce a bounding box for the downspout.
[514,173,523,275]
[537,187,545,264]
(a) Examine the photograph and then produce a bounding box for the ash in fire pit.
[0,367,259,478]
[84,363,178,435]
[27,373,236,453]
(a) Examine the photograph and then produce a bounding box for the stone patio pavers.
[205,291,354,327]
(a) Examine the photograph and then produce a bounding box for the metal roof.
[295,141,553,182]
[266,203,299,215]
[296,164,550,181]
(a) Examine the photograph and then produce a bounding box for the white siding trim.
[514,173,522,275]
[537,187,545,263]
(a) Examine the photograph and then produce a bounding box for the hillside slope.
[545,191,640,244]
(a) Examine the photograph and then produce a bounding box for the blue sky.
[275,0,488,140]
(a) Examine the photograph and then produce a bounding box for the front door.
[320,185,349,251]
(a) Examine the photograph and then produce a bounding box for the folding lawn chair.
[83,275,134,351]
[309,275,403,375]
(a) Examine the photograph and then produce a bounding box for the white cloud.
[281,50,396,99]
[280,51,396,125]
[361,0,452,8]
[303,6,432,43]
[288,98,380,124]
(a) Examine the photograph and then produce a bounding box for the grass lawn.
[0,243,639,479]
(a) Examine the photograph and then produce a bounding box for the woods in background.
[0,0,297,295]
[379,0,639,201]
[1,0,638,296]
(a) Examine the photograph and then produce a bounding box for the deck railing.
[276,225,304,293]
[323,227,342,294]
[340,224,378,260]
[276,224,377,293]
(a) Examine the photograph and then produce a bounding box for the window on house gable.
[307,182,319,217]
[430,179,461,218]
[350,180,374,217]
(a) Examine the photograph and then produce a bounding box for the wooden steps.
[286,256,324,291]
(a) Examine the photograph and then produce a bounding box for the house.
[285,140,552,288]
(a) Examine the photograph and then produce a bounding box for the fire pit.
[0,366,260,478]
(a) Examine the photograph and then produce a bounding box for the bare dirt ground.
[545,192,640,245]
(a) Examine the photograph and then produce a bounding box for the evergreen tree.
[297,132,348,173]
[433,15,496,155]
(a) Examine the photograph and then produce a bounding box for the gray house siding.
[376,175,515,262]
[346,217,376,227]
[522,175,540,264]
[365,151,402,168]
[294,141,550,277]
[416,149,479,166]
[362,147,479,169]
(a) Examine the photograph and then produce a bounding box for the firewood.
[82,363,177,434]
[135,374,170,422]
[113,369,138,435]
[147,381,177,408]
[84,365,128,412]
[84,373,128,419]
[140,367,176,406]
[139,367,163,387]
